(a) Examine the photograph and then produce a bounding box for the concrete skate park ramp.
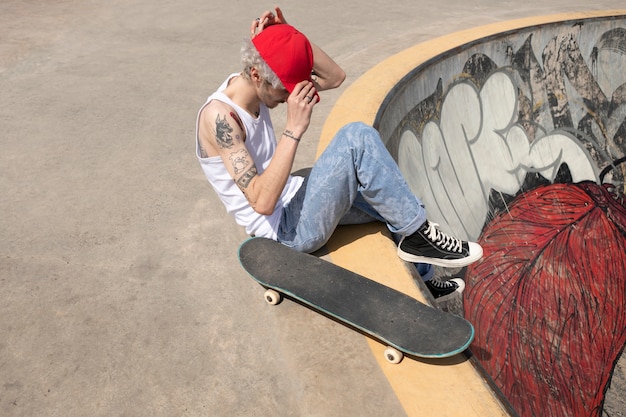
[319,10,626,417]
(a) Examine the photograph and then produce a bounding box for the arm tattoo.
[198,140,209,158]
[215,114,234,149]
[229,149,250,175]
[230,111,245,134]
[237,166,257,189]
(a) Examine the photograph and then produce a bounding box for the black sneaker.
[397,221,483,267]
[425,277,465,301]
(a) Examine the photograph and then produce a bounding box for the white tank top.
[195,74,303,239]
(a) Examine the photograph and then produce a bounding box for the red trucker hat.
[252,24,314,94]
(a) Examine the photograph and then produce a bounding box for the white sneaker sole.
[398,241,484,268]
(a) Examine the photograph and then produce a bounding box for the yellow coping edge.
[317,10,626,417]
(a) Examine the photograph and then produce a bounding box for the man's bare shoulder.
[200,99,235,126]
[198,99,247,158]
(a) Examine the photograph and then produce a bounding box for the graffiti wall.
[375,15,626,417]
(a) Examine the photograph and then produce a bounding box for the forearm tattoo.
[215,114,234,149]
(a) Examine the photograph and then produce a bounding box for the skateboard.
[238,237,474,364]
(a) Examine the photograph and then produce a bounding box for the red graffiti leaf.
[465,182,626,417]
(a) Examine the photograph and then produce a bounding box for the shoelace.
[428,278,456,289]
[424,222,463,253]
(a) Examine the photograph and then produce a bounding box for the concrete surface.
[1,1,625,416]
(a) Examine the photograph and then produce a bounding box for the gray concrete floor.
[1,1,624,416]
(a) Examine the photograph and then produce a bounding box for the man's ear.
[249,67,262,85]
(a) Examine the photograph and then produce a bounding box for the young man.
[196,7,483,300]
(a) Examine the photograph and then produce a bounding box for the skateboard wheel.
[264,289,282,305]
[384,347,403,364]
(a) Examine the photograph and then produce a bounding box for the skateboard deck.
[238,237,474,362]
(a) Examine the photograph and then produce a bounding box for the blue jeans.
[277,122,427,253]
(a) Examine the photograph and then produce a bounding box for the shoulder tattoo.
[230,111,245,135]
[215,114,234,149]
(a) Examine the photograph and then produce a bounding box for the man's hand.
[284,80,318,140]
[250,6,287,38]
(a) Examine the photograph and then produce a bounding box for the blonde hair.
[240,38,284,89]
